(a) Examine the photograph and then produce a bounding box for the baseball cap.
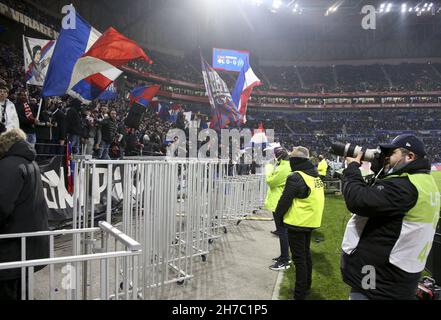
[379,134,426,157]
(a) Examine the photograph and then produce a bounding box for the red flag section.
[84,27,153,67]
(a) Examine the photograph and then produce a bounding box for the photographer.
[341,134,440,300]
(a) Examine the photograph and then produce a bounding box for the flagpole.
[36,98,43,121]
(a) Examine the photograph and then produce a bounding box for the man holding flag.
[125,85,161,129]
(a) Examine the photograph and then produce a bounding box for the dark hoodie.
[340,157,431,300]
[0,129,49,281]
[274,157,320,232]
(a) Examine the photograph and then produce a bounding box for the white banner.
[23,36,56,86]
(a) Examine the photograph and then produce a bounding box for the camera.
[416,277,441,300]
[330,142,381,162]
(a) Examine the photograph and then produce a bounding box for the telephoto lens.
[330,142,381,162]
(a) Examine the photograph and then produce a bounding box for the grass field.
[279,171,441,300]
[279,195,351,300]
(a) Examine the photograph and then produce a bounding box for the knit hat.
[291,146,310,159]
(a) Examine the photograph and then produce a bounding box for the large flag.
[129,85,160,107]
[201,57,241,130]
[23,36,56,86]
[231,56,261,124]
[43,11,152,103]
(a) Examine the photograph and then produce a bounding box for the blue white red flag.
[43,11,152,103]
[232,56,261,124]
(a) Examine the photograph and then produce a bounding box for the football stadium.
[0,0,440,305]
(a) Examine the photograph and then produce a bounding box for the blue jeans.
[27,133,36,147]
[68,134,80,154]
[99,141,111,160]
[273,212,290,261]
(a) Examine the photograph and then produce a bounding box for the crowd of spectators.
[2,32,441,163]
[245,108,441,162]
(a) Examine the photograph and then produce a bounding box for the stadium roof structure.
[15,0,441,61]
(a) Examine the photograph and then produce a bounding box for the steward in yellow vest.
[317,155,328,178]
[274,146,325,300]
[264,147,293,271]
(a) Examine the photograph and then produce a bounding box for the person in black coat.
[65,99,83,154]
[99,109,118,160]
[0,128,49,300]
[274,147,323,300]
[340,134,439,300]
[14,90,39,147]
[51,102,67,155]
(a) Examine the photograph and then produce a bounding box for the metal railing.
[0,221,141,300]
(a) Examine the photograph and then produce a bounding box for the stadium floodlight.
[408,7,413,12]
[401,3,406,12]
[252,0,263,6]
[272,0,282,10]
[423,3,428,7]
[386,3,392,12]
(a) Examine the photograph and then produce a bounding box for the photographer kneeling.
[340,134,440,300]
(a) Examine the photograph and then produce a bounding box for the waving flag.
[201,57,241,130]
[43,12,105,98]
[43,11,152,103]
[129,85,160,107]
[232,56,261,124]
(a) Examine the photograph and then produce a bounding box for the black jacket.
[15,102,37,135]
[101,118,118,144]
[274,157,319,232]
[340,158,431,300]
[66,105,83,136]
[0,133,49,280]
[52,108,66,142]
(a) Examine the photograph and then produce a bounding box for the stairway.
[295,66,305,89]
[380,65,393,89]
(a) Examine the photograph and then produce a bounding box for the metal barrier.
[0,222,141,300]
[70,158,268,299]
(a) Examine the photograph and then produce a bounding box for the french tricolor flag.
[232,56,261,124]
[43,11,152,103]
